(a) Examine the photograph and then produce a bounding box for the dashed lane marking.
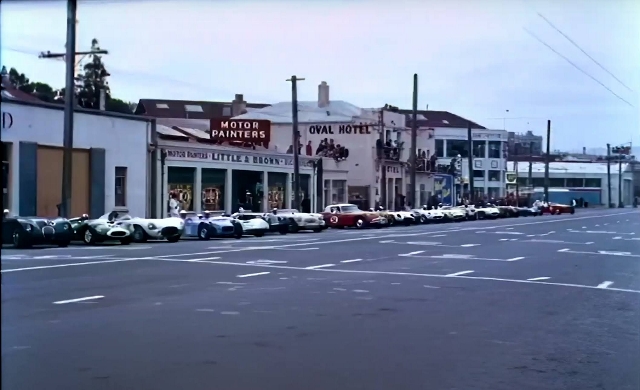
[527,277,550,281]
[237,272,271,278]
[305,264,335,269]
[53,295,104,304]
[597,281,614,289]
[446,270,474,277]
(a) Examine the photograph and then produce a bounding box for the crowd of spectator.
[286,139,349,161]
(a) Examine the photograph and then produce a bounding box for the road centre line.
[2,210,635,273]
[527,277,550,281]
[341,259,363,263]
[446,270,475,277]
[237,272,270,278]
[53,295,104,304]
[597,281,614,289]
[151,258,640,294]
[558,249,640,258]
[305,264,335,269]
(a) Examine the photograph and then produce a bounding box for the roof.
[508,161,632,175]
[232,100,365,124]
[398,109,486,129]
[135,99,270,119]
[1,77,44,103]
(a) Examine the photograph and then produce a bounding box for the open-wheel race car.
[542,202,575,215]
[474,204,501,219]
[2,209,72,248]
[105,210,184,243]
[69,212,133,245]
[496,206,520,218]
[321,204,388,229]
[180,211,243,240]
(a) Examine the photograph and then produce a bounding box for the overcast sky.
[2,0,638,151]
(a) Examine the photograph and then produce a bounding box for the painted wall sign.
[434,174,453,205]
[209,119,271,143]
[165,149,313,168]
[307,124,372,135]
[1,112,13,129]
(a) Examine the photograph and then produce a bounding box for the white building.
[506,161,634,206]
[1,99,153,217]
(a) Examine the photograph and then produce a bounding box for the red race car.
[541,202,575,215]
[321,204,388,229]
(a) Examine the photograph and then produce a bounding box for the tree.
[3,66,62,103]
[76,38,110,110]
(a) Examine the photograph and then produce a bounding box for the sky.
[1,0,639,152]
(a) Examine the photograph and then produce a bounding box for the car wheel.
[354,217,365,229]
[288,219,299,233]
[132,225,147,243]
[12,229,31,249]
[420,215,428,224]
[387,217,395,226]
[198,224,211,240]
[83,229,96,245]
[166,235,180,243]
[278,225,288,235]
[570,209,575,215]
[312,227,322,233]
[57,240,70,248]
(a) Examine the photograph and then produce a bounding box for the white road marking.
[558,248,570,252]
[216,282,246,285]
[427,254,511,261]
[1,259,138,273]
[353,290,369,293]
[53,295,104,304]
[424,285,440,289]
[598,250,632,255]
[155,259,640,294]
[246,260,288,265]
[430,234,447,237]
[446,270,474,276]
[526,239,593,245]
[505,227,514,230]
[341,258,363,263]
[507,257,525,261]
[237,272,270,278]
[405,241,440,246]
[295,238,321,242]
[398,251,425,256]
[379,240,395,243]
[272,247,319,251]
[559,249,640,258]
[460,244,480,247]
[527,277,550,281]
[597,281,614,289]
[568,229,635,235]
[613,237,640,241]
[220,311,240,315]
[196,309,215,312]
[305,264,335,269]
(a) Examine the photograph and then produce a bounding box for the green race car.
[69,213,134,245]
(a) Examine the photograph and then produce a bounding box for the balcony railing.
[375,145,404,161]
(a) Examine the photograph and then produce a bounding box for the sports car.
[321,204,388,229]
[257,212,290,234]
[516,206,542,217]
[496,206,519,218]
[371,208,416,226]
[543,202,575,215]
[272,209,325,232]
[413,207,446,223]
[180,211,243,240]
[474,205,500,219]
[231,212,271,237]
[3,209,72,248]
[456,205,478,220]
[439,206,467,222]
[107,210,184,243]
[69,213,133,245]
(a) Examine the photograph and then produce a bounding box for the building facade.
[1,99,153,218]
[507,130,543,156]
[506,161,634,206]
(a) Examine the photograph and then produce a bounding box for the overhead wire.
[537,13,634,93]
[523,27,634,108]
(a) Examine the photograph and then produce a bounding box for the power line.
[537,13,634,93]
[523,27,634,108]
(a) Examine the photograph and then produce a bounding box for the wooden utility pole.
[286,75,305,211]
[409,74,418,208]
[466,122,474,202]
[606,144,612,207]
[543,120,551,203]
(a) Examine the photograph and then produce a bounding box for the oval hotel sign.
[210,119,271,144]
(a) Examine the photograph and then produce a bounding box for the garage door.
[37,146,90,217]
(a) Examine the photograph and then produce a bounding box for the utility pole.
[409,74,418,208]
[379,108,386,209]
[466,121,474,202]
[286,75,304,211]
[543,120,551,203]
[618,151,623,207]
[606,144,612,207]
[527,143,533,188]
[515,160,520,204]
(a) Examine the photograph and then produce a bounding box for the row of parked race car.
[2,201,575,248]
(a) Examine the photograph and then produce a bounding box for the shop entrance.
[232,170,263,212]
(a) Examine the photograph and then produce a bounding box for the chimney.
[582,147,586,155]
[231,93,247,116]
[318,81,329,108]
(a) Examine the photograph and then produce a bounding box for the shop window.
[435,139,444,157]
[487,187,500,199]
[487,170,501,182]
[168,166,195,212]
[446,140,469,158]
[201,168,225,211]
[549,178,565,187]
[324,179,330,207]
[516,177,529,186]
[115,167,127,207]
[472,141,486,158]
[532,178,545,188]
[473,170,485,179]
[332,180,346,204]
[488,141,501,158]
[268,172,287,210]
[584,178,601,188]
[566,178,584,188]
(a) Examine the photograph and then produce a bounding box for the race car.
[516,206,542,217]
[257,211,290,234]
[496,206,519,218]
[231,211,271,237]
[2,209,72,248]
[542,202,575,215]
[321,204,388,229]
[371,207,416,226]
[69,212,133,245]
[475,204,501,219]
[180,211,243,240]
[439,206,467,222]
[273,209,325,232]
[414,207,446,223]
[456,205,478,220]
[107,210,184,243]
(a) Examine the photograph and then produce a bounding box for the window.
[516,177,529,186]
[332,180,346,204]
[532,178,545,188]
[488,170,501,182]
[488,141,501,158]
[155,103,169,109]
[385,130,391,142]
[324,180,330,207]
[184,104,204,112]
[566,178,584,188]
[473,140,486,158]
[549,178,565,187]
[584,178,601,188]
[115,167,127,207]
[435,139,444,157]
[473,170,485,179]
[446,140,469,158]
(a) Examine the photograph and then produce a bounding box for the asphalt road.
[2,209,639,390]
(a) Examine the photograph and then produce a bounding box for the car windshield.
[235,214,261,221]
[99,212,132,221]
[340,205,360,213]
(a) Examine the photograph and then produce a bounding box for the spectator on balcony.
[429,154,437,172]
[316,139,327,155]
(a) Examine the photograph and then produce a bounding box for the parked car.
[258,212,291,234]
[543,202,575,215]
[321,204,388,229]
[2,209,72,248]
[180,211,243,240]
[413,207,446,223]
[456,205,478,220]
[496,206,519,218]
[439,206,467,222]
[475,204,501,219]
[69,212,133,245]
[231,211,271,237]
[371,207,416,226]
[107,210,184,243]
[516,206,542,217]
[273,209,325,232]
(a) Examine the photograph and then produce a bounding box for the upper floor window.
[435,139,444,157]
[446,140,469,158]
[115,166,127,207]
[473,140,486,158]
[488,141,501,158]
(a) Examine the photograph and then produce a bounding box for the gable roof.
[1,77,44,103]
[398,109,486,129]
[233,100,365,124]
[135,99,270,119]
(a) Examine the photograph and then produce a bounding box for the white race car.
[439,206,467,222]
[456,205,478,220]
[414,207,446,223]
[109,211,184,242]
[372,208,416,226]
[475,205,501,219]
[274,209,326,232]
[231,212,271,237]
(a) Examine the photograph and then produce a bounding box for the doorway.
[232,170,263,212]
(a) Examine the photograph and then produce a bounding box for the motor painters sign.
[434,174,453,205]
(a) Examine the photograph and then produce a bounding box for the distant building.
[507,130,543,156]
